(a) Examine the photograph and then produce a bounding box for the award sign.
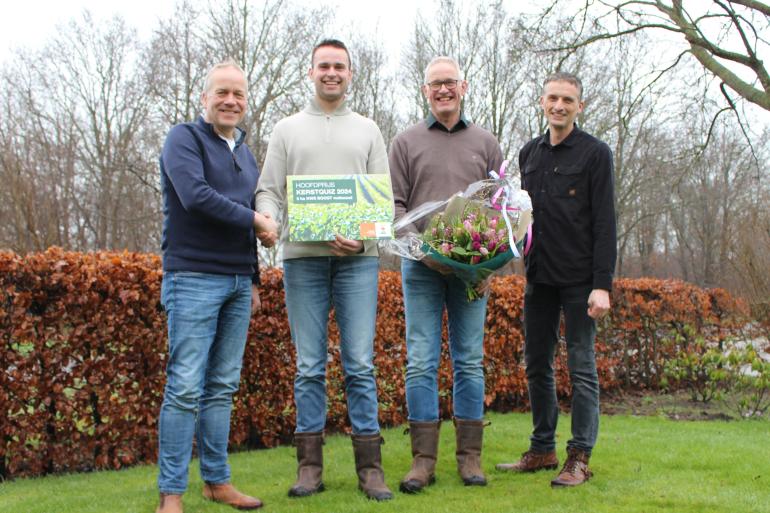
[286,174,394,242]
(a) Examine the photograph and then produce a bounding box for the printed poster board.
[286,173,394,242]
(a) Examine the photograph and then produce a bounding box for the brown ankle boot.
[156,493,183,513]
[399,421,440,493]
[454,419,487,486]
[202,483,262,510]
[550,447,593,487]
[496,450,559,473]
[352,434,393,501]
[288,432,325,497]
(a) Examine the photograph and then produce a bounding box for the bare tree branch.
[545,0,770,111]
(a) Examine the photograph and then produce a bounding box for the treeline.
[0,0,767,309]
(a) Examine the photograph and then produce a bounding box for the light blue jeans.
[283,256,380,435]
[401,259,488,422]
[157,271,252,494]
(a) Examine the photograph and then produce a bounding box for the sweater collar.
[196,115,246,147]
[304,97,352,116]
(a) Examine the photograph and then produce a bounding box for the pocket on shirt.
[552,165,583,198]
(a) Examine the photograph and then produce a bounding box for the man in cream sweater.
[256,39,392,501]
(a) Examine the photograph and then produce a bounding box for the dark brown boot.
[550,447,593,487]
[496,450,559,473]
[156,493,183,513]
[399,421,440,493]
[288,432,325,497]
[352,434,393,501]
[454,419,487,486]
[202,483,262,510]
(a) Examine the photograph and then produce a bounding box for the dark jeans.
[524,282,599,455]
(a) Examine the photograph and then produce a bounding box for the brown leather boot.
[288,432,325,497]
[550,447,593,487]
[454,419,487,486]
[156,493,183,513]
[496,450,559,473]
[399,421,440,493]
[352,434,393,501]
[202,483,263,510]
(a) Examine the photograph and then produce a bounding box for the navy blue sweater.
[160,116,260,283]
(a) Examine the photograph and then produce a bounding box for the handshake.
[254,212,279,248]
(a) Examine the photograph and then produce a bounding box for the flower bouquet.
[421,204,517,299]
[385,160,532,301]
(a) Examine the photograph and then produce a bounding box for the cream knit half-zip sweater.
[256,99,390,260]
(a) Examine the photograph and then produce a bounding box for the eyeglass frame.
[425,79,462,91]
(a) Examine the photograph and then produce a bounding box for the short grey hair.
[203,59,247,94]
[423,56,463,84]
[543,72,583,99]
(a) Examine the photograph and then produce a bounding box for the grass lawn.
[1,412,768,513]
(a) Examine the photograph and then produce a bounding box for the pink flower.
[472,240,482,251]
[463,220,473,232]
[440,242,452,255]
[487,240,497,251]
[444,227,453,238]
[479,247,489,256]
[498,243,508,253]
[489,217,498,228]
[470,255,481,264]
[472,232,481,242]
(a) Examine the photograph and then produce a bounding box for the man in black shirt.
[496,72,616,487]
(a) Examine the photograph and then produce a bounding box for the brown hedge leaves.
[0,250,748,479]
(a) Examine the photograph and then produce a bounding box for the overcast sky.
[0,0,555,62]
[0,0,432,61]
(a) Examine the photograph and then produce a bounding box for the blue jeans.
[157,272,252,494]
[283,256,380,435]
[524,282,599,455]
[401,259,488,422]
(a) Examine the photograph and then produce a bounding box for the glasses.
[426,79,461,91]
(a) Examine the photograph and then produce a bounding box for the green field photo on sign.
[287,174,394,242]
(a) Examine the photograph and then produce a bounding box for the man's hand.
[327,235,364,256]
[255,212,278,248]
[587,289,610,319]
[251,283,261,315]
[422,256,453,275]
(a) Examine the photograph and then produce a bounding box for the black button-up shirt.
[519,126,617,291]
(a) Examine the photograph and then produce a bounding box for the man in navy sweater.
[155,60,277,513]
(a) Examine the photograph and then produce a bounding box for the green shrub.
[662,334,728,403]
[722,345,770,418]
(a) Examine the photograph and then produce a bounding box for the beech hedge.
[0,249,749,479]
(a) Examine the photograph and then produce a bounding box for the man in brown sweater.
[388,56,503,493]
